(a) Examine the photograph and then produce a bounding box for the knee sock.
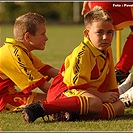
[43,97,115,120]
[42,96,90,115]
[80,103,115,120]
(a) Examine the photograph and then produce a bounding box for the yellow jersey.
[47,37,118,102]
[0,38,52,94]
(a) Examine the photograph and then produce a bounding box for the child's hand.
[101,92,119,103]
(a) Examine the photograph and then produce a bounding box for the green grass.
[1,107,133,131]
[0,24,133,131]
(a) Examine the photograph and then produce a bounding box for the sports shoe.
[115,69,129,84]
[118,73,133,95]
[119,87,133,107]
[22,101,48,123]
[51,111,80,122]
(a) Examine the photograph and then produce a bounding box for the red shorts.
[0,87,36,112]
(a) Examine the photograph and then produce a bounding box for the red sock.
[42,96,89,115]
[80,103,115,120]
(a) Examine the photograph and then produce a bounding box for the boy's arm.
[87,87,119,103]
[38,81,51,93]
[38,68,59,93]
[44,67,59,79]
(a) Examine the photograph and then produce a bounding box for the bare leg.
[33,93,47,103]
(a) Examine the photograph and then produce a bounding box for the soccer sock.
[80,103,115,120]
[42,96,89,115]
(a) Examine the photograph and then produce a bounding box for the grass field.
[0,24,133,131]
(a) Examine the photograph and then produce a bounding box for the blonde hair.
[84,6,113,28]
[14,12,46,41]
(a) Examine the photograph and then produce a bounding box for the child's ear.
[24,32,30,43]
[84,29,89,37]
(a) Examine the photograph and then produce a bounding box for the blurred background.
[0,2,86,68]
[0,2,131,71]
[0,2,83,24]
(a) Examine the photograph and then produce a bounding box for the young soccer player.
[22,6,127,123]
[0,12,59,112]
[81,1,133,84]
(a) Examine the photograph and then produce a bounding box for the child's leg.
[43,89,103,115]
[1,92,32,112]
[115,32,133,84]
[80,100,124,120]
[32,93,47,103]
[43,94,102,115]
[22,96,88,123]
[22,92,103,123]
[22,90,124,122]
[115,31,133,73]
[50,99,124,121]
[1,92,46,112]
[43,96,81,115]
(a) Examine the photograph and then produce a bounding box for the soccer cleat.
[118,73,133,95]
[115,69,129,84]
[51,111,72,122]
[22,101,48,123]
[51,111,80,122]
[119,87,133,107]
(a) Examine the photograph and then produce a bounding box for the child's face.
[29,24,48,50]
[86,20,114,51]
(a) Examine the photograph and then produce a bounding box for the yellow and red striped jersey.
[47,37,118,102]
[0,38,52,94]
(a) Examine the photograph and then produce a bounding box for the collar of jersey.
[83,37,109,57]
[5,38,29,52]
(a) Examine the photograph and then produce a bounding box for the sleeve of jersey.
[30,53,53,82]
[22,53,53,94]
[62,44,92,90]
[31,53,53,74]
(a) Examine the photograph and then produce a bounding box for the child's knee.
[114,100,125,116]
[89,97,103,113]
